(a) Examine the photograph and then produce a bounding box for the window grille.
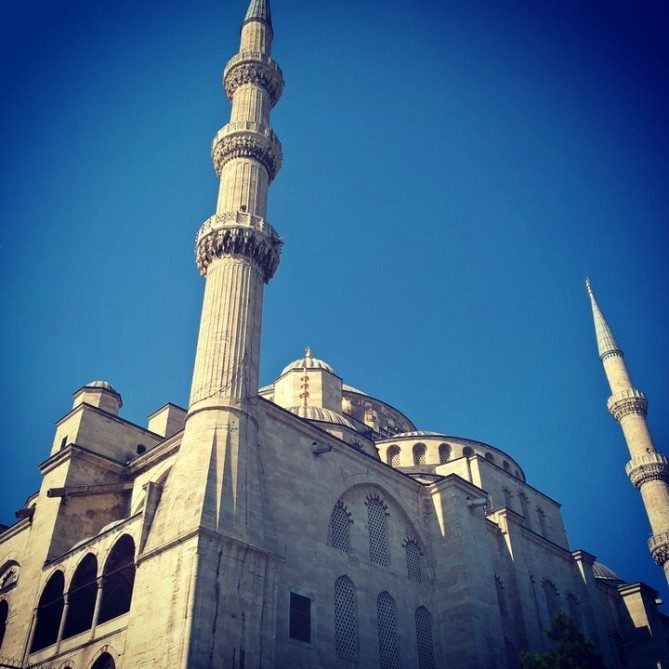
[566,592,580,628]
[289,592,311,643]
[536,507,548,537]
[518,492,531,529]
[415,606,436,669]
[388,446,400,467]
[405,539,422,582]
[377,592,400,669]
[413,443,426,466]
[334,577,357,660]
[329,501,352,553]
[495,574,507,617]
[366,495,389,566]
[438,443,450,464]
[542,578,560,621]
[0,599,8,651]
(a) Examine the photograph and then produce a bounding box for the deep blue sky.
[1,1,668,596]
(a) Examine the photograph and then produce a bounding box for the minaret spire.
[244,0,272,27]
[586,280,669,586]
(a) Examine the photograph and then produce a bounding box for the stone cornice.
[211,122,282,181]
[0,517,30,543]
[223,52,284,107]
[607,388,648,421]
[39,443,127,476]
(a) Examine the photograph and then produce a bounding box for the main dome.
[280,347,335,376]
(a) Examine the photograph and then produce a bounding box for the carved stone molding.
[211,124,282,181]
[607,388,648,421]
[195,215,282,282]
[648,531,669,566]
[626,453,669,488]
[223,52,284,106]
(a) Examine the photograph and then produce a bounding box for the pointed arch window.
[404,539,422,582]
[329,501,353,553]
[495,573,507,617]
[542,578,560,621]
[518,491,531,529]
[438,443,450,464]
[334,576,358,661]
[413,443,426,466]
[0,600,8,651]
[91,653,116,669]
[31,570,65,652]
[502,487,514,511]
[99,535,136,624]
[536,507,548,537]
[387,446,400,467]
[566,592,581,628]
[377,591,400,669]
[462,446,474,457]
[366,495,389,566]
[63,553,98,639]
[415,606,436,669]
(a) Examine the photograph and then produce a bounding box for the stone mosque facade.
[1,2,669,668]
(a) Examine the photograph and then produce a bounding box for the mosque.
[1,1,669,667]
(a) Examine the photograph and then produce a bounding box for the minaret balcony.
[607,387,648,421]
[223,51,284,106]
[625,452,669,489]
[211,122,282,181]
[648,531,669,566]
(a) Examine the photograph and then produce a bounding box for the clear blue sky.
[1,1,668,596]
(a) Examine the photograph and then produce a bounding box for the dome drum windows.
[412,443,426,466]
[438,443,450,464]
[387,445,400,467]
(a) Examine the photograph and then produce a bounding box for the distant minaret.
[586,280,669,583]
[125,2,284,665]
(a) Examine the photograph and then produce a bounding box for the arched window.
[377,592,400,669]
[0,561,19,591]
[329,501,353,553]
[404,539,422,582]
[503,460,511,471]
[413,443,426,466]
[366,495,389,566]
[566,592,580,628]
[91,652,116,669]
[0,600,8,650]
[536,507,548,537]
[334,576,357,661]
[502,487,514,510]
[495,574,507,617]
[63,553,98,639]
[485,452,495,463]
[415,606,436,669]
[462,446,474,457]
[518,492,531,529]
[31,570,65,652]
[542,578,560,621]
[99,535,136,624]
[438,443,450,464]
[387,446,400,467]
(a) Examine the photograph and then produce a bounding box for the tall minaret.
[125,2,283,665]
[586,280,669,584]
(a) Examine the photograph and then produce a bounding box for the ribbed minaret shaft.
[587,280,669,583]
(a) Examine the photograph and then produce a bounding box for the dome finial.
[305,346,313,360]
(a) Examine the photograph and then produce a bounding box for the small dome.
[593,561,622,581]
[281,347,335,376]
[288,405,354,429]
[85,380,119,394]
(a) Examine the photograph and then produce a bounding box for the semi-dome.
[287,405,354,429]
[281,347,335,376]
[593,561,622,582]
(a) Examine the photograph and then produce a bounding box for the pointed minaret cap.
[243,0,272,27]
[586,278,623,360]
